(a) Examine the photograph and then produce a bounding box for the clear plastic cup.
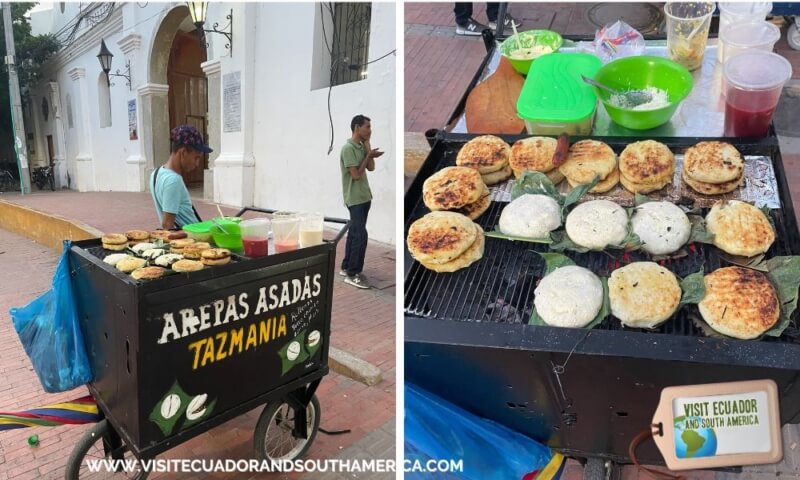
[299,212,324,248]
[718,2,772,42]
[723,51,792,137]
[272,216,300,253]
[719,20,780,64]
[665,2,716,71]
[239,218,270,257]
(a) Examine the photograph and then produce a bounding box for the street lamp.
[96,39,131,90]
[186,1,233,56]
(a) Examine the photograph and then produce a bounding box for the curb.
[329,346,383,386]
[0,200,103,250]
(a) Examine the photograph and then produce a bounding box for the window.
[98,73,111,127]
[312,2,371,90]
[66,94,74,129]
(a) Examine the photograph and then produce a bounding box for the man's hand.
[368,148,384,159]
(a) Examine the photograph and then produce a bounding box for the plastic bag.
[10,241,92,392]
[404,383,557,480]
[594,20,645,62]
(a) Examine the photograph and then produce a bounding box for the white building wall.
[248,3,396,245]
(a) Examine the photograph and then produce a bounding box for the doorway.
[167,30,208,189]
[46,135,54,166]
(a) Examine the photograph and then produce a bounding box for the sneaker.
[455,17,488,36]
[338,269,348,277]
[344,274,371,290]
[488,14,522,31]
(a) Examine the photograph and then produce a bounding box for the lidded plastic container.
[516,53,602,135]
[719,20,780,64]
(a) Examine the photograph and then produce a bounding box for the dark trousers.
[342,201,371,276]
[454,3,499,25]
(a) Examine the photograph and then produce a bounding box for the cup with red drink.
[723,51,792,137]
[240,218,270,257]
[272,215,300,253]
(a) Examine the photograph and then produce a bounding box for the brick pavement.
[0,191,395,479]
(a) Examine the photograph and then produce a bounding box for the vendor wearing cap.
[150,124,213,230]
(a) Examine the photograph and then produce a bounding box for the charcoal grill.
[404,131,800,465]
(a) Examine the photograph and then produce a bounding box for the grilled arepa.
[698,266,779,339]
[456,135,512,174]
[620,173,673,194]
[568,168,619,194]
[419,223,485,273]
[619,140,675,187]
[565,200,629,250]
[102,233,129,251]
[116,257,147,273]
[559,139,617,186]
[609,262,681,328]
[534,266,604,328]
[510,137,559,177]
[630,201,691,255]
[682,168,743,195]
[131,266,167,281]
[481,165,513,186]
[683,141,744,185]
[423,166,485,211]
[706,200,775,257]
[457,184,491,220]
[407,211,479,266]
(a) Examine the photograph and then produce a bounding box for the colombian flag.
[523,452,566,480]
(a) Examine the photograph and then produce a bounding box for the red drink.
[243,237,268,257]
[274,241,298,253]
[723,102,775,137]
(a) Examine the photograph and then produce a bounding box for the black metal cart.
[64,207,348,479]
[405,37,800,479]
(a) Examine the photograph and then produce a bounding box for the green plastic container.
[517,53,602,135]
[500,30,563,75]
[593,56,694,130]
[210,222,243,252]
[183,217,243,243]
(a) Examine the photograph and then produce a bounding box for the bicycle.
[0,169,19,192]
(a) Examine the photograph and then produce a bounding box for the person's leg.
[454,3,473,26]
[485,2,499,22]
[343,202,371,289]
[340,208,355,274]
[350,201,371,275]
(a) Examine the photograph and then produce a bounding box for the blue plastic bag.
[405,382,557,480]
[10,241,92,392]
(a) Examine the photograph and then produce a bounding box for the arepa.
[698,266,779,339]
[510,137,559,176]
[558,140,617,185]
[407,212,478,266]
[706,200,775,257]
[419,224,485,273]
[619,140,675,186]
[457,185,491,220]
[534,266,604,328]
[481,165,513,186]
[683,141,744,184]
[682,168,742,195]
[630,201,691,255]
[498,194,561,239]
[609,262,681,328]
[456,135,512,174]
[565,200,629,250]
[567,168,619,193]
[423,166,485,211]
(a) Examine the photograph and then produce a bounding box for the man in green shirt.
[339,115,383,289]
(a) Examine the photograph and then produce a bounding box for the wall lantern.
[96,39,131,90]
[187,2,233,57]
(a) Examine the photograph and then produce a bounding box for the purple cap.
[170,125,213,153]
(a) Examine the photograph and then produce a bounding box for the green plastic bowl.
[499,30,563,75]
[210,221,243,252]
[593,56,693,130]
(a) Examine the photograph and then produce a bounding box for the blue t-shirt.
[150,167,199,228]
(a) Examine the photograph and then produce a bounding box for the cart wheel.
[253,394,320,462]
[65,420,149,480]
[583,457,608,480]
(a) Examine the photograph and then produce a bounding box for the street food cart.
[404,35,800,477]
[65,208,348,479]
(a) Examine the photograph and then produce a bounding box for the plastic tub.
[499,30,563,75]
[719,20,781,64]
[665,1,716,71]
[723,50,792,137]
[594,56,693,130]
[718,2,773,41]
[210,221,243,252]
[182,221,214,242]
[516,53,602,135]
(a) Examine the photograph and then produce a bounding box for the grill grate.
[405,135,800,344]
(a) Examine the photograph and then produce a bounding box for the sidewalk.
[0,191,396,479]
